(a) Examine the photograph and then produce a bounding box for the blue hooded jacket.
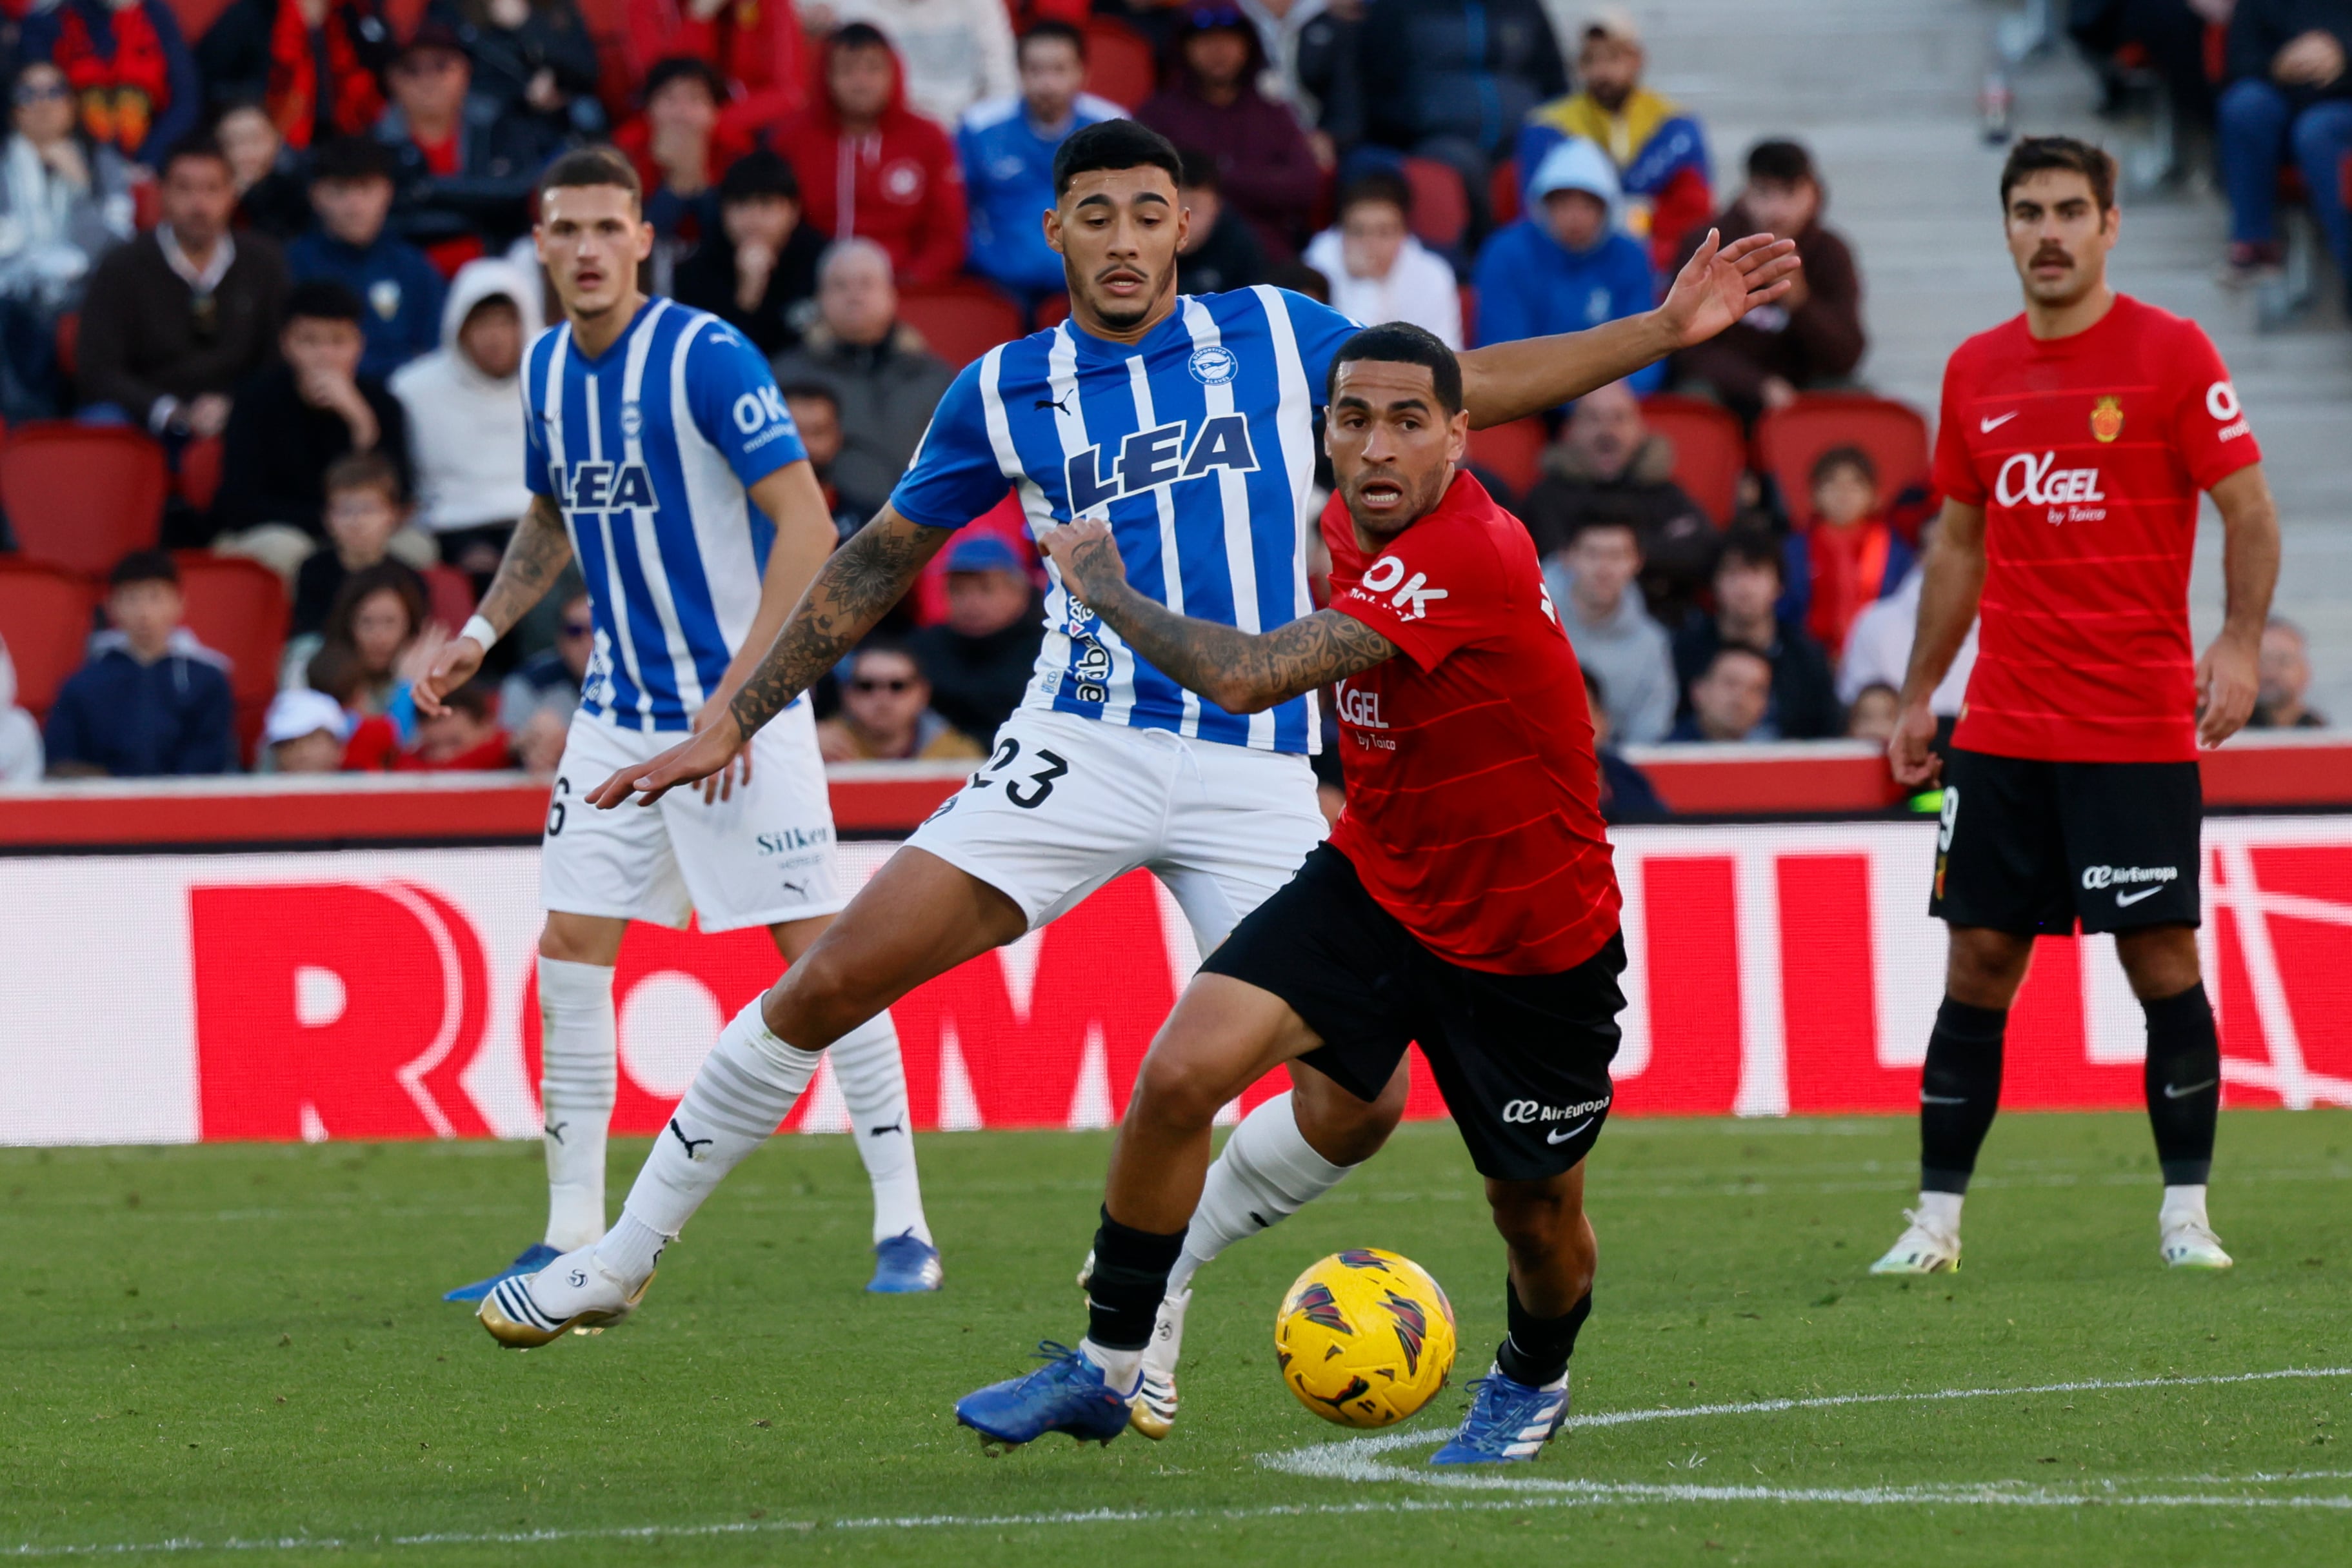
[957,93,1126,296]
[285,228,448,381]
[44,644,235,777]
[1471,137,1660,393]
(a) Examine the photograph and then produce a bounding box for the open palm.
[1658,229,1802,349]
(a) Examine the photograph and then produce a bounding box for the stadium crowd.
[0,0,2331,794]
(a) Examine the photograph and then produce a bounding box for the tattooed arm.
[414,493,574,715]
[1040,518,1397,714]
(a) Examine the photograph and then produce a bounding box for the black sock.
[1083,1207,1186,1353]
[1920,997,2008,1194]
[2142,982,2220,1187]
[1493,1279,1590,1388]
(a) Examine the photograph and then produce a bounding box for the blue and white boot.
[954,1342,1134,1453]
[866,1231,943,1293]
[443,1243,563,1303]
[1429,1364,1571,1465]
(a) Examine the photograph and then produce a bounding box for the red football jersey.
[1322,470,1621,975]
[1933,294,2260,762]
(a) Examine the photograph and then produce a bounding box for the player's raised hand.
[1040,518,1130,604]
[685,705,755,805]
[1887,698,1942,789]
[586,714,745,809]
[1657,229,1801,349]
[2195,631,2259,750]
[412,631,485,718]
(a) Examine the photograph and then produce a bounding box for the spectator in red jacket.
[17,0,200,170]
[773,23,965,285]
[194,0,392,152]
[1791,444,1911,660]
[612,54,748,244]
[624,0,804,147]
[1136,6,1321,260]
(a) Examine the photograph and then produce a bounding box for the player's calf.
[1431,1170,1597,1466]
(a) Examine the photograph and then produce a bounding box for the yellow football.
[1274,1248,1458,1427]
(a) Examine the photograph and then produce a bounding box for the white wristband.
[459,614,499,652]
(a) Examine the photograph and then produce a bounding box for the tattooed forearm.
[475,494,574,638]
[727,508,950,738]
[1089,586,1397,714]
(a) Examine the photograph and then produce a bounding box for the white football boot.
[1869,1208,1962,1275]
[1075,1249,1187,1440]
[2160,1213,2234,1269]
[478,1244,653,1348]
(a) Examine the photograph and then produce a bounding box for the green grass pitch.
[4,1110,2348,1565]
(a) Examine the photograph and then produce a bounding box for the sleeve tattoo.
[1087,584,1397,714]
[475,493,574,637]
[726,511,949,737]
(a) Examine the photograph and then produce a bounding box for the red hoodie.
[626,0,806,144]
[771,32,966,287]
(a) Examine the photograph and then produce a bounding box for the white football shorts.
[540,702,844,932]
[904,708,1329,949]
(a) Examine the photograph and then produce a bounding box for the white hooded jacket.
[390,257,544,533]
[0,634,43,783]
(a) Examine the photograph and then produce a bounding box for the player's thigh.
[1128,974,1331,1129]
[661,701,849,933]
[1931,748,2072,937]
[2057,760,2202,935]
[902,709,1171,934]
[1419,933,1626,1185]
[1150,739,1329,949]
[540,712,693,930]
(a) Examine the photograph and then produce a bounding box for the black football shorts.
[1929,748,2202,935]
[1201,845,1624,1182]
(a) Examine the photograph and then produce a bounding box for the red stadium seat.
[1465,417,1547,500]
[1457,283,1477,347]
[1400,157,1470,252]
[0,423,168,578]
[175,554,290,766]
[896,281,1028,368]
[1753,392,1931,529]
[1488,157,1520,227]
[0,561,97,720]
[421,564,478,635]
[165,0,237,42]
[1084,17,1159,111]
[1639,393,1746,525]
[176,435,225,514]
[1035,293,1073,329]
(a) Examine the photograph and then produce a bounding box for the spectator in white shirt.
[1301,168,1462,348]
[825,0,1018,128]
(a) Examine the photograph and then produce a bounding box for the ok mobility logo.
[1062,415,1259,515]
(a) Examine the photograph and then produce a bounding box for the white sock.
[597,998,821,1284]
[1918,1190,1964,1233]
[1079,1338,1142,1395]
[1167,1092,1355,1295]
[2160,1183,2209,1228]
[828,1009,932,1245]
[537,957,616,1251]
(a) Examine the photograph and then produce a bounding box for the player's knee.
[759,945,878,1047]
[1946,928,2031,1007]
[1129,1049,1231,1135]
[2115,924,2200,1000]
[1484,1180,1582,1259]
[1291,1061,1406,1166]
[537,915,621,967]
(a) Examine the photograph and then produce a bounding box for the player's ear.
[633,218,655,261]
[1043,204,1064,256]
[1444,408,1469,466]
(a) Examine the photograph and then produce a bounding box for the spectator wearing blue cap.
[910,533,1044,743]
[1470,136,1660,393]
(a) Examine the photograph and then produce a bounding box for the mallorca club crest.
[2090,395,2125,443]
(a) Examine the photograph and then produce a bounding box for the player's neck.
[568,288,649,359]
[2023,280,2116,342]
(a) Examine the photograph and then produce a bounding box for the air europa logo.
[1994,451,2106,508]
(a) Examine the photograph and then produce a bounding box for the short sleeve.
[887,360,1009,530]
[2164,321,2262,491]
[683,320,808,487]
[521,348,553,497]
[1931,349,1986,506]
[1328,516,1501,671]
[1273,289,1367,402]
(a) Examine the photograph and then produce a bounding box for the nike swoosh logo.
[1920,1093,1970,1106]
[2164,1078,2217,1100]
[1980,412,2018,432]
[1545,1117,1596,1145]
[2115,887,2164,906]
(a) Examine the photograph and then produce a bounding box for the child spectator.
[1793,445,1912,660]
[437,0,604,139]
[833,0,1017,128]
[1137,7,1321,259]
[1668,643,1773,744]
[907,533,1042,742]
[1670,139,1865,422]
[624,0,806,147]
[374,20,564,264]
[0,635,44,782]
[1544,513,1675,745]
[1517,380,1715,622]
[815,640,984,761]
[215,277,415,573]
[388,254,540,581]
[668,149,824,357]
[19,0,200,170]
[259,685,354,771]
[1582,667,1667,823]
[43,551,236,778]
[1672,527,1842,739]
[0,57,137,421]
[1301,169,1462,348]
[2253,616,2327,728]
[958,20,1122,304]
[1836,510,1975,722]
[1173,146,1265,295]
[290,450,432,635]
[215,98,311,238]
[500,588,592,773]
[1519,6,1709,272]
[1845,681,1899,745]
[286,135,447,377]
[195,0,390,152]
[343,674,511,768]
[614,54,741,247]
[1356,0,1566,233]
[772,24,966,286]
[298,562,446,740]
[1471,138,1659,390]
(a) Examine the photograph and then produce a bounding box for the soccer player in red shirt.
[1873,137,2280,1278]
[954,324,1626,1465]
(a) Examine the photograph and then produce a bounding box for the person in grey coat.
[1542,510,1677,746]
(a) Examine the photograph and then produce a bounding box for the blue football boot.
[1428,1364,1571,1465]
[443,1242,562,1303]
[866,1231,943,1293]
[955,1342,1133,1453]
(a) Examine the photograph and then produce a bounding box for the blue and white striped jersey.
[523,298,808,732]
[890,287,1361,753]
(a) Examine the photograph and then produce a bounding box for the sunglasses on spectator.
[12,80,70,104]
[851,677,915,693]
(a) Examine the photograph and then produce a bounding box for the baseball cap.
[1582,5,1642,46]
[264,688,354,747]
[944,535,1024,575]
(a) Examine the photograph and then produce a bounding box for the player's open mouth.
[1097,269,1148,296]
[1356,479,1405,510]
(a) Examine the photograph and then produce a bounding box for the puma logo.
[544,1120,567,1144]
[667,1118,713,1159]
[1034,389,1076,413]
[868,1116,905,1138]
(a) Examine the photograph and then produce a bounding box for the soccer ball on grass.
[1274,1248,1457,1427]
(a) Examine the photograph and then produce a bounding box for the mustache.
[2029,246,2074,268]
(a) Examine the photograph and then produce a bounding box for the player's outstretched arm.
[584,505,952,808]
[1042,519,1397,713]
[414,494,573,716]
[1888,498,1988,789]
[1455,229,1800,428]
[2197,462,2281,750]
